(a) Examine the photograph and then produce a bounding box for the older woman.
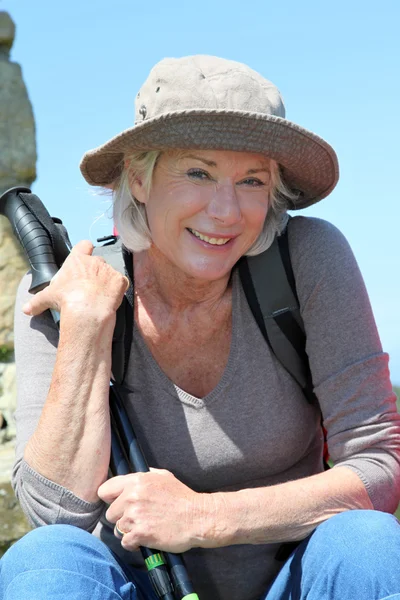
[1,55,400,600]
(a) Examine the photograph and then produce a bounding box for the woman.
[1,55,400,600]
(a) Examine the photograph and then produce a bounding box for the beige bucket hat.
[80,55,339,209]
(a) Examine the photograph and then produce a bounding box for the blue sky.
[3,0,400,382]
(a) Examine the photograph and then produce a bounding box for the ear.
[131,178,147,204]
[124,159,147,204]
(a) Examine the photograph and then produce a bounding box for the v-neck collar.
[132,270,241,408]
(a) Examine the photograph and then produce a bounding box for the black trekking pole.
[0,186,199,600]
[109,385,199,600]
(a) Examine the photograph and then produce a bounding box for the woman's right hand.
[22,239,130,321]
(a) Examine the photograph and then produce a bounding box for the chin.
[181,259,235,282]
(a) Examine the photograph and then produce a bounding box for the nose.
[206,182,242,226]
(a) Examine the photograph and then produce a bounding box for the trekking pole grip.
[0,187,60,293]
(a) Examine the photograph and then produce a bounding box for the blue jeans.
[1,510,400,599]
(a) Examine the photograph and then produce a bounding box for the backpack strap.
[238,220,323,563]
[93,239,134,386]
[237,219,317,404]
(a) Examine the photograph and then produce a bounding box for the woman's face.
[132,149,272,281]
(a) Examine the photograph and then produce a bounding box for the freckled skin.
[125,150,273,398]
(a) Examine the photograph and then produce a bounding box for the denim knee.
[0,525,135,600]
[310,509,400,557]
[294,510,400,599]
[266,511,400,600]
[1,524,118,571]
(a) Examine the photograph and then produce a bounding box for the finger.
[114,519,131,540]
[97,475,128,503]
[120,532,140,552]
[123,275,130,293]
[70,239,94,256]
[148,467,168,475]
[22,287,55,317]
[116,521,141,552]
[120,532,141,552]
[105,492,130,524]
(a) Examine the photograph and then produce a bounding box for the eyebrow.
[183,154,217,167]
[246,168,270,175]
[182,154,270,175]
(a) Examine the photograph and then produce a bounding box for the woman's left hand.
[97,469,208,553]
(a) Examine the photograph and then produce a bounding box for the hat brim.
[80,109,339,209]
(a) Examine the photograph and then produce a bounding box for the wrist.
[60,300,117,325]
[56,309,116,382]
[59,305,116,341]
[192,491,236,549]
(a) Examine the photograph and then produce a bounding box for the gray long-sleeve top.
[12,216,400,600]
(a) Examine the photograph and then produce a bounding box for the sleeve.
[12,272,105,530]
[289,216,400,513]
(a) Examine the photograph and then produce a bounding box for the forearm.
[24,309,115,503]
[199,466,372,548]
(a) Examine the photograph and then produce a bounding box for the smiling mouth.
[187,228,231,246]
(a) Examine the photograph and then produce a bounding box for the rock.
[0,441,31,558]
[0,483,31,558]
[0,362,16,436]
[0,220,28,349]
[0,11,15,52]
[0,12,36,190]
[0,10,34,349]
[0,11,36,556]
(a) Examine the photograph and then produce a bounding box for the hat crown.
[134,55,286,124]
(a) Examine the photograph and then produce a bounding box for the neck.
[133,245,231,312]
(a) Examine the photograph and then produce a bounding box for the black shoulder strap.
[238,221,324,563]
[237,219,316,404]
[93,238,133,386]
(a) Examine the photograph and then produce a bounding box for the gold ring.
[114,519,130,538]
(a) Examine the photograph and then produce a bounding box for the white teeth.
[188,228,230,245]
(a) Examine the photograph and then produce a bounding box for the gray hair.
[112,150,297,256]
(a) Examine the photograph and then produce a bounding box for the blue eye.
[240,178,265,187]
[187,169,210,180]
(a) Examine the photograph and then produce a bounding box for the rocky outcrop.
[0,11,36,554]
[0,223,28,350]
[0,12,36,191]
[0,10,35,427]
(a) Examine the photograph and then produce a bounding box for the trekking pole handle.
[0,187,60,323]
